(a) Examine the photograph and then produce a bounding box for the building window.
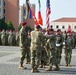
[62,25,65,29]
[3,9,6,14]
[3,16,6,21]
[74,26,76,29]
[56,25,59,29]
[50,25,53,28]
[4,1,6,6]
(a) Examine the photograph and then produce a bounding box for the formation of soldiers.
[18,22,76,73]
[0,22,76,73]
[0,29,20,46]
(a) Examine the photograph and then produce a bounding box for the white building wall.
[0,0,3,19]
[19,6,23,24]
[50,22,76,32]
[19,4,35,24]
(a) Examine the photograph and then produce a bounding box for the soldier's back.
[31,30,42,44]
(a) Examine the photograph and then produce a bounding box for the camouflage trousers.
[48,48,58,67]
[1,38,6,46]
[40,48,47,65]
[26,47,30,63]
[64,48,72,64]
[56,47,62,65]
[31,50,41,69]
[16,40,19,46]
[20,47,27,64]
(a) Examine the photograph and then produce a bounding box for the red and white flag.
[46,0,51,30]
[30,8,39,26]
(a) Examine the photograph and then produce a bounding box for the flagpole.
[26,0,30,19]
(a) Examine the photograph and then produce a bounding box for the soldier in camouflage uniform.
[64,31,73,67]
[63,31,67,40]
[12,31,16,46]
[71,31,76,48]
[26,30,31,64]
[62,31,67,49]
[8,30,13,46]
[5,30,9,46]
[8,30,16,46]
[30,25,44,72]
[1,29,6,46]
[55,29,63,66]
[16,31,20,46]
[19,22,28,69]
[39,29,47,68]
[45,29,60,71]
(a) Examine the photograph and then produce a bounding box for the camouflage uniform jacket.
[65,36,73,49]
[30,30,44,50]
[45,34,56,50]
[55,34,63,47]
[19,28,27,48]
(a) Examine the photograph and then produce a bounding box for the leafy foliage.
[7,21,15,30]
[0,18,8,30]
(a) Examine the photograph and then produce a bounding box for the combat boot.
[65,64,68,67]
[35,67,40,72]
[53,65,60,71]
[45,66,52,71]
[31,68,36,73]
[39,65,43,68]
[19,63,27,69]
[31,67,40,73]
[68,64,71,67]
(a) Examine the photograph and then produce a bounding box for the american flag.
[46,0,51,30]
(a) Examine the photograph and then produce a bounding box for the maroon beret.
[36,25,41,29]
[49,28,54,31]
[21,22,27,26]
[57,29,61,32]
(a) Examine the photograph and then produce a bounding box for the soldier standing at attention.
[64,31,73,67]
[45,29,60,71]
[30,25,44,72]
[16,31,20,46]
[12,31,16,46]
[19,22,28,69]
[5,30,9,46]
[26,30,31,64]
[63,31,67,42]
[55,29,63,66]
[8,30,14,46]
[1,29,6,46]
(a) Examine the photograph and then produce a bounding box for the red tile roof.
[52,17,76,22]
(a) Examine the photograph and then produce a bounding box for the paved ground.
[0,46,76,75]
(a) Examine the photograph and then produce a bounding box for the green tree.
[0,18,8,30]
[7,21,15,30]
[18,24,22,31]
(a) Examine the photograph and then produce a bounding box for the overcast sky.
[20,0,76,26]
